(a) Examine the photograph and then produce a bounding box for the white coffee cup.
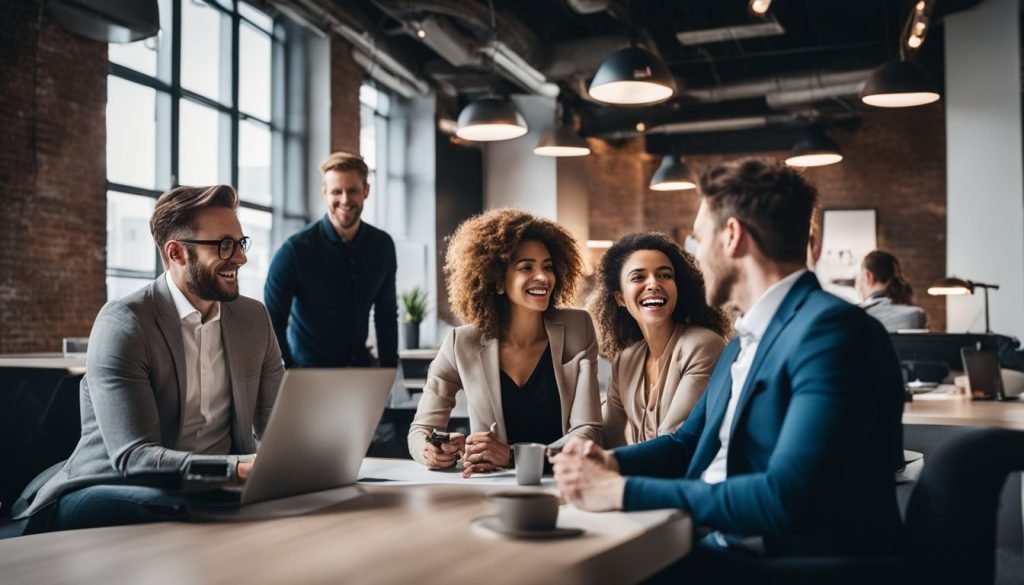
[513,442,546,486]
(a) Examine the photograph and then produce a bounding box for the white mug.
[513,442,546,486]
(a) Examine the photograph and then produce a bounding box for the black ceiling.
[341,0,986,149]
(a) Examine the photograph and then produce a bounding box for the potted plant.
[400,287,428,349]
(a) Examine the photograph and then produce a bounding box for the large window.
[106,0,284,302]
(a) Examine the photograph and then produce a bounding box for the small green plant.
[400,287,428,324]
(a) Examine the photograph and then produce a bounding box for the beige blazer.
[602,323,725,447]
[408,308,603,464]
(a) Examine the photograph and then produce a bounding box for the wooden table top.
[903,393,1024,431]
[0,483,691,585]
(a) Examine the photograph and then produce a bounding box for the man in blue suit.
[554,158,905,564]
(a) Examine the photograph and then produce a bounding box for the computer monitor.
[889,333,999,373]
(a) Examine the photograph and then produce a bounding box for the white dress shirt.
[701,269,807,484]
[165,273,233,454]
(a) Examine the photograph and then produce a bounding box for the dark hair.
[320,151,369,184]
[150,185,239,265]
[863,250,914,305]
[589,232,730,358]
[699,158,818,264]
[444,208,584,341]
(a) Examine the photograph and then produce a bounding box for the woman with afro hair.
[590,232,729,447]
[408,208,602,476]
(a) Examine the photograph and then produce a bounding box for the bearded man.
[10,184,284,534]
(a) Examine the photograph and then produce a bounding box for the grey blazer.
[861,296,927,332]
[16,274,284,519]
[408,308,603,464]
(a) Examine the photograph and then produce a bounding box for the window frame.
[106,0,285,294]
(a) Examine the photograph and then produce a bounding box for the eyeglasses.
[177,236,251,260]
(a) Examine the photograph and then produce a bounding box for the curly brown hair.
[444,208,584,340]
[589,232,731,358]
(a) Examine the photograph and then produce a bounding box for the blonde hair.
[319,151,369,183]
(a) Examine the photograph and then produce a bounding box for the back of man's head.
[151,184,239,265]
[320,151,369,184]
[698,158,818,265]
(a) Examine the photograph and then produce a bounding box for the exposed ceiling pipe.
[684,69,873,103]
[646,111,818,135]
[268,0,430,95]
[352,51,418,99]
[765,82,867,108]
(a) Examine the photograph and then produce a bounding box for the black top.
[500,345,563,447]
[264,215,398,368]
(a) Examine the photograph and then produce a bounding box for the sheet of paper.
[357,458,556,487]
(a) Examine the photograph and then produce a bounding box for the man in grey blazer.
[11,184,284,534]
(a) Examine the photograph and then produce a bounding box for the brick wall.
[0,2,107,353]
[330,35,361,155]
[587,105,948,331]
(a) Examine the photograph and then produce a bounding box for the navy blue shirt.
[264,216,398,368]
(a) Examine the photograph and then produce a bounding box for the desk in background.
[0,354,86,517]
[0,458,693,585]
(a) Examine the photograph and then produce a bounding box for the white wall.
[945,0,1024,337]
[483,94,590,244]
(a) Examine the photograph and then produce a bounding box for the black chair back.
[905,428,1024,584]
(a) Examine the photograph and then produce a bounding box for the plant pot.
[403,321,420,350]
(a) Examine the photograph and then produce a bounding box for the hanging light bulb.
[785,129,843,167]
[455,97,528,142]
[650,155,696,191]
[589,46,676,106]
[749,0,772,16]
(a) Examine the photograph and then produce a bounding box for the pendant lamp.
[455,97,528,142]
[860,61,940,108]
[589,46,676,106]
[649,155,696,191]
[784,130,843,167]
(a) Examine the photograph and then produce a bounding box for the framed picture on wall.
[816,209,877,303]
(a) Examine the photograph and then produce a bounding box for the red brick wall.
[0,2,108,353]
[587,105,947,330]
[330,35,361,155]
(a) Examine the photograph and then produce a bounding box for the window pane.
[239,120,271,205]
[239,22,271,120]
[237,208,272,302]
[109,35,159,77]
[181,0,231,104]
[107,192,157,273]
[107,77,157,189]
[179,99,230,185]
[107,276,152,300]
[360,104,376,172]
[239,2,273,33]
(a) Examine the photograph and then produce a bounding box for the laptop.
[208,368,396,506]
[960,347,1005,401]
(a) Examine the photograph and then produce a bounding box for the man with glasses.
[8,185,284,534]
[264,151,398,369]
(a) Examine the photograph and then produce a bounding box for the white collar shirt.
[701,269,807,484]
[165,272,233,454]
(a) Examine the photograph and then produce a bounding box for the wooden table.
[903,392,1024,430]
[0,479,692,585]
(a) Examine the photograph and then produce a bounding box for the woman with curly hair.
[591,232,729,447]
[407,209,602,475]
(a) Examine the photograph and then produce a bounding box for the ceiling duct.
[47,0,159,43]
[675,19,785,46]
[646,111,817,135]
[684,69,873,104]
[766,81,866,108]
[269,0,429,95]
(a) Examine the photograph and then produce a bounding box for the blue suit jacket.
[615,272,905,555]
